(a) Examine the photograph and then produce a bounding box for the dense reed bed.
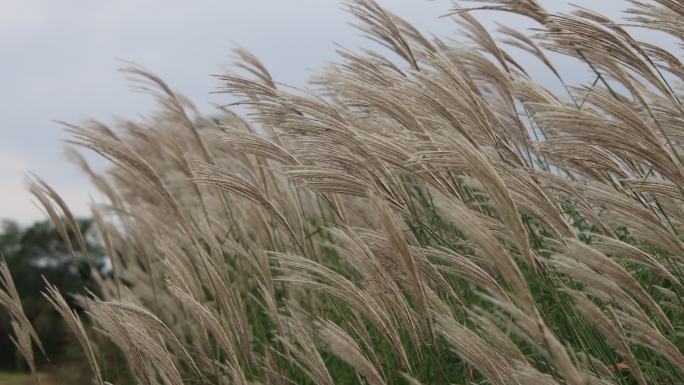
[4,0,684,383]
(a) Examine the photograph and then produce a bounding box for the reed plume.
[4,0,684,384]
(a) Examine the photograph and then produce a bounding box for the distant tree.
[0,218,104,371]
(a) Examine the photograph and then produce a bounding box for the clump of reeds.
[5,0,684,384]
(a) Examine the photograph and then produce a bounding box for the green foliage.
[0,219,104,372]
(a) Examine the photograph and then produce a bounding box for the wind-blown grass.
[4,0,684,384]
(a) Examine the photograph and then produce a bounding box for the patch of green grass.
[0,372,54,385]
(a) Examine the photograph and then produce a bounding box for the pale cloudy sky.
[0,1,636,223]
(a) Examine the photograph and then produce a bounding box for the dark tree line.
[0,218,104,371]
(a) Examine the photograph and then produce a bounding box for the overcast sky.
[0,1,637,224]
